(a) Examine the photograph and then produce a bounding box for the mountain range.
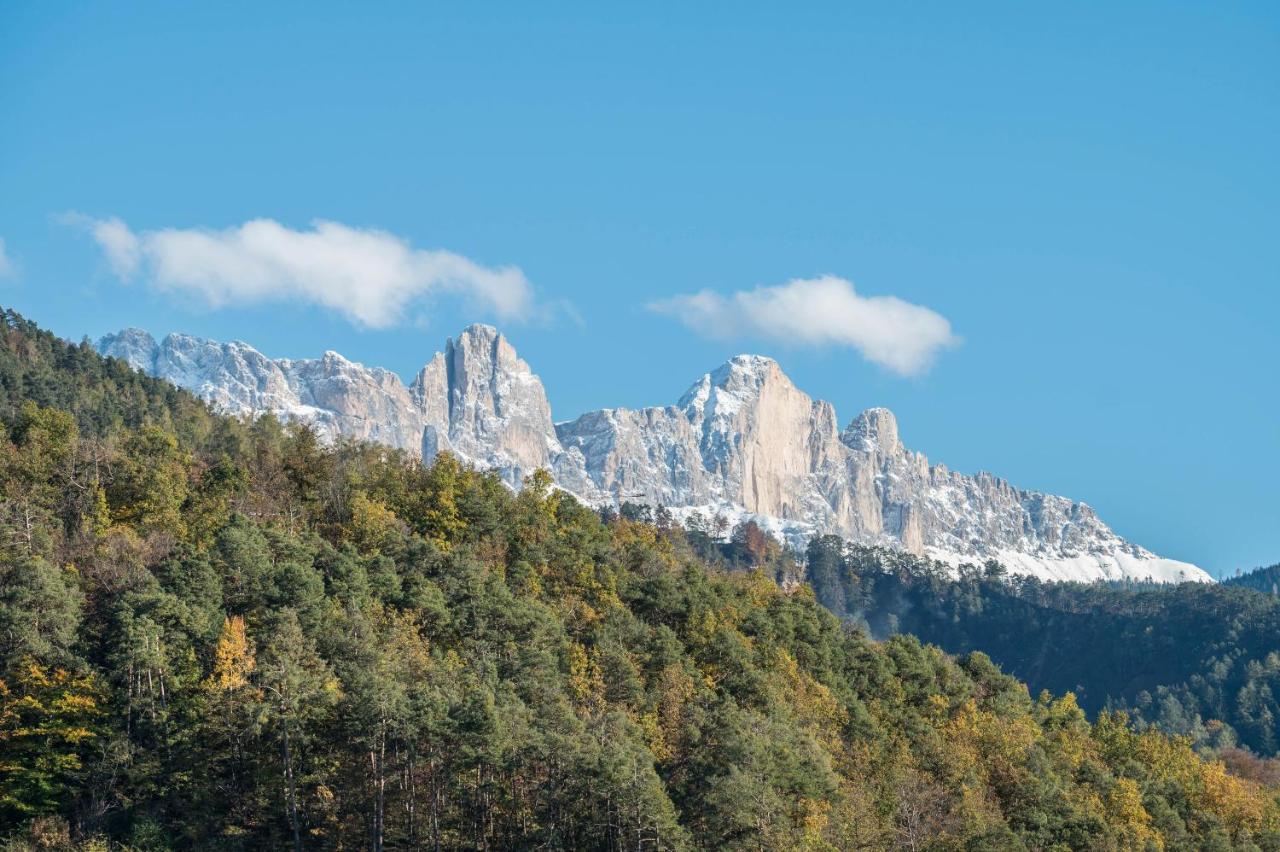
[97,323,1209,584]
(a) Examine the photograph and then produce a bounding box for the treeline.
[2,307,1280,850]
[805,536,1280,761]
[1226,563,1280,597]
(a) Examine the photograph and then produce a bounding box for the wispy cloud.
[0,238,16,279]
[650,275,958,376]
[64,215,538,327]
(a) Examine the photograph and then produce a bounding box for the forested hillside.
[2,307,1279,850]
[806,537,1280,761]
[1226,563,1280,597]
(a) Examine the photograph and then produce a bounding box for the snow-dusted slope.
[98,324,595,490]
[98,326,1210,584]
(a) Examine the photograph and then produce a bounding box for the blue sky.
[1,2,1276,577]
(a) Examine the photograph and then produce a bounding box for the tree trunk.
[283,729,302,852]
[371,728,386,852]
[407,746,418,850]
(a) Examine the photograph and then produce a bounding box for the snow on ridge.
[97,325,1207,586]
[925,546,1213,584]
[658,503,1212,585]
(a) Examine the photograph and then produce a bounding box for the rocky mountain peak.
[99,328,159,373]
[678,354,790,420]
[447,323,524,373]
[455,322,502,343]
[716,353,781,382]
[319,350,353,367]
[429,321,559,479]
[843,407,903,455]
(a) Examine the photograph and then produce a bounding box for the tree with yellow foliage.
[0,662,101,822]
[204,616,254,692]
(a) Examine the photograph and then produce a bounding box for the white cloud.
[650,275,959,376]
[87,217,141,279]
[68,215,537,327]
[0,238,15,279]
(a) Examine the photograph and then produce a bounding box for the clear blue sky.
[2,2,1276,577]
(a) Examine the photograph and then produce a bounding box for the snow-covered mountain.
[98,325,1210,584]
[97,324,598,493]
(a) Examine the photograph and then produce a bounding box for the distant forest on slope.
[1226,563,1280,597]
[1,307,1278,850]
[803,537,1280,760]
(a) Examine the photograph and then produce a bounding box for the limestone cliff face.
[409,324,596,491]
[417,325,558,477]
[99,325,1208,583]
[98,324,591,489]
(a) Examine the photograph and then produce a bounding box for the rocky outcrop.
[98,324,592,489]
[99,325,1209,584]
[99,329,425,449]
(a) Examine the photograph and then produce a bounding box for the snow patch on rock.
[99,325,1210,584]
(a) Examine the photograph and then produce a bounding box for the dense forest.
[1225,564,1280,598]
[805,538,1280,761]
[2,307,1279,850]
